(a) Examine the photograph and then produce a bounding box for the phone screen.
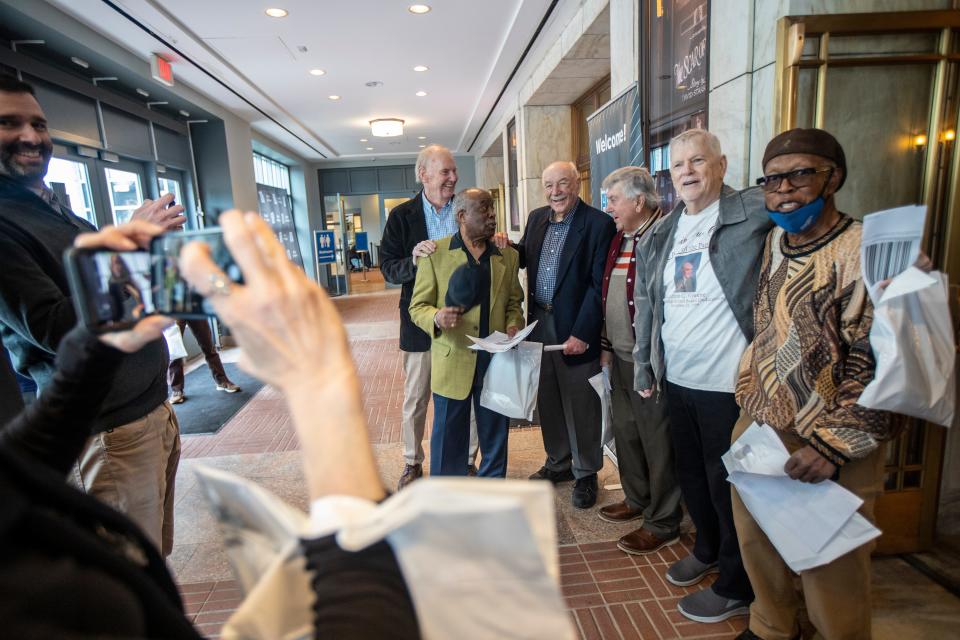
[68,250,155,330]
[150,229,242,317]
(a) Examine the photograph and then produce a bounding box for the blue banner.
[354,231,369,252]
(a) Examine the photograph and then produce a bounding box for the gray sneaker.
[677,588,750,623]
[665,554,719,587]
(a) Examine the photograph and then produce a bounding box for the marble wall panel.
[476,156,505,189]
[753,0,791,70]
[567,33,611,60]
[610,0,638,94]
[521,105,575,178]
[748,63,776,185]
[709,0,754,90]
[707,74,753,189]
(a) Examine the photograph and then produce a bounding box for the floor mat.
[172,362,263,435]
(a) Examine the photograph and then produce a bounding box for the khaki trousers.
[71,402,182,557]
[402,350,477,467]
[731,413,885,640]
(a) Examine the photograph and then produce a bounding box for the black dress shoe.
[528,466,575,484]
[572,474,598,509]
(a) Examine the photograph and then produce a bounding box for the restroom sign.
[315,230,336,264]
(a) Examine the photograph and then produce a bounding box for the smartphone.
[150,228,242,318]
[64,228,242,332]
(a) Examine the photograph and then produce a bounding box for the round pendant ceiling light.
[370,118,404,137]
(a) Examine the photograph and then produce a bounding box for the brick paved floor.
[173,288,957,639]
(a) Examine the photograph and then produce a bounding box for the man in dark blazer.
[380,145,478,489]
[512,161,616,508]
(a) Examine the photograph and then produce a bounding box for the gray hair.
[415,144,452,184]
[452,187,490,216]
[669,128,722,158]
[601,166,659,208]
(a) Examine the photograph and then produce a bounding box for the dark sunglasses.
[756,167,833,193]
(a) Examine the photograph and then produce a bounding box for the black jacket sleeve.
[0,232,78,354]
[302,536,420,640]
[0,327,122,475]
[380,208,417,286]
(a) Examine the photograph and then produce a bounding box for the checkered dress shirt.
[534,208,576,305]
[422,196,458,241]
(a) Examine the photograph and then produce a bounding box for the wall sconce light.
[913,134,928,148]
[943,129,956,142]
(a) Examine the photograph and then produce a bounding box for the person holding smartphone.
[0,74,185,556]
[0,219,419,638]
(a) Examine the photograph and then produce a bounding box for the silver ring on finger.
[209,273,233,297]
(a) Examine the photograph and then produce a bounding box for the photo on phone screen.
[151,229,242,317]
[70,250,155,329]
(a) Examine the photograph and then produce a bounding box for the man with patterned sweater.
[596,167,682,556]
[732,128,894,640]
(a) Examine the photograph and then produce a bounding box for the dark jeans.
[666,381,753,601]
[431,382,509,478]
[166,319,228,391]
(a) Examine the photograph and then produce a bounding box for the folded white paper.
[724,424,881,573]
[467,320,538,352]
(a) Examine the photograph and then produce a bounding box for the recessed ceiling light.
[71,56,89,69]
[179,110,191,117]
[415,90,427,97]
[408,4,431,14]
[265,8,288,18]
[366,147,374,151]
[360,138,368,142]
[136,88,150,97]
[413,65,429,72]
[370,118,404,137]
[328,95,341,101]
[419,144,426,148]
[309,68,325,76]
[417,136,427,140]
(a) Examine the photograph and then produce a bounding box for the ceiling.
[38,0,557,161]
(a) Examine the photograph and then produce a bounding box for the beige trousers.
[71,402,182,557]
[731,413,885,640]
[402,350,477,467]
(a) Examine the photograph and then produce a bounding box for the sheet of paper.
[861,204,926,303]
[723,424,879,572]
[467,320,538,352]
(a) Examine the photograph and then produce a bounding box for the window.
[572,77,612,206]
[253,152,292,193]
[157,176,183,206]
[45,157,96,225]
[105,167,144,225]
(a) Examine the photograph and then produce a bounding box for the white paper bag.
[859,268,956,427]
[588,368,614,448]
[163,324,188,361]
[480,341,542,420]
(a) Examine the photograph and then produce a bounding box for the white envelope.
[724,424,881,573]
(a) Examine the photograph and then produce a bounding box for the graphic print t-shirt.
[660,200,747,392]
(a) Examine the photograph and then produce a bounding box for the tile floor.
[171,287,959,639]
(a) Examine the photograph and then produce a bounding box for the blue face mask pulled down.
[767,196,824,234]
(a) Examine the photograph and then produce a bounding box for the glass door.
[45,156,97,226]
[103,162,146,225]
[322,194,350,295]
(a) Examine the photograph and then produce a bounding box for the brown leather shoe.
[617,528,679,556]
[397,463,423,490]
[597,500,644,524]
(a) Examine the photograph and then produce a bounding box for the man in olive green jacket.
[409,188,524,477]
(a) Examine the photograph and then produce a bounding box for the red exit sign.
[151,54,174,87]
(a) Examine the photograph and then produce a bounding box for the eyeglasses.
[756,167,833,193]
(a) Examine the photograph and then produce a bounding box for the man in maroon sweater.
[597,167,682,555]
